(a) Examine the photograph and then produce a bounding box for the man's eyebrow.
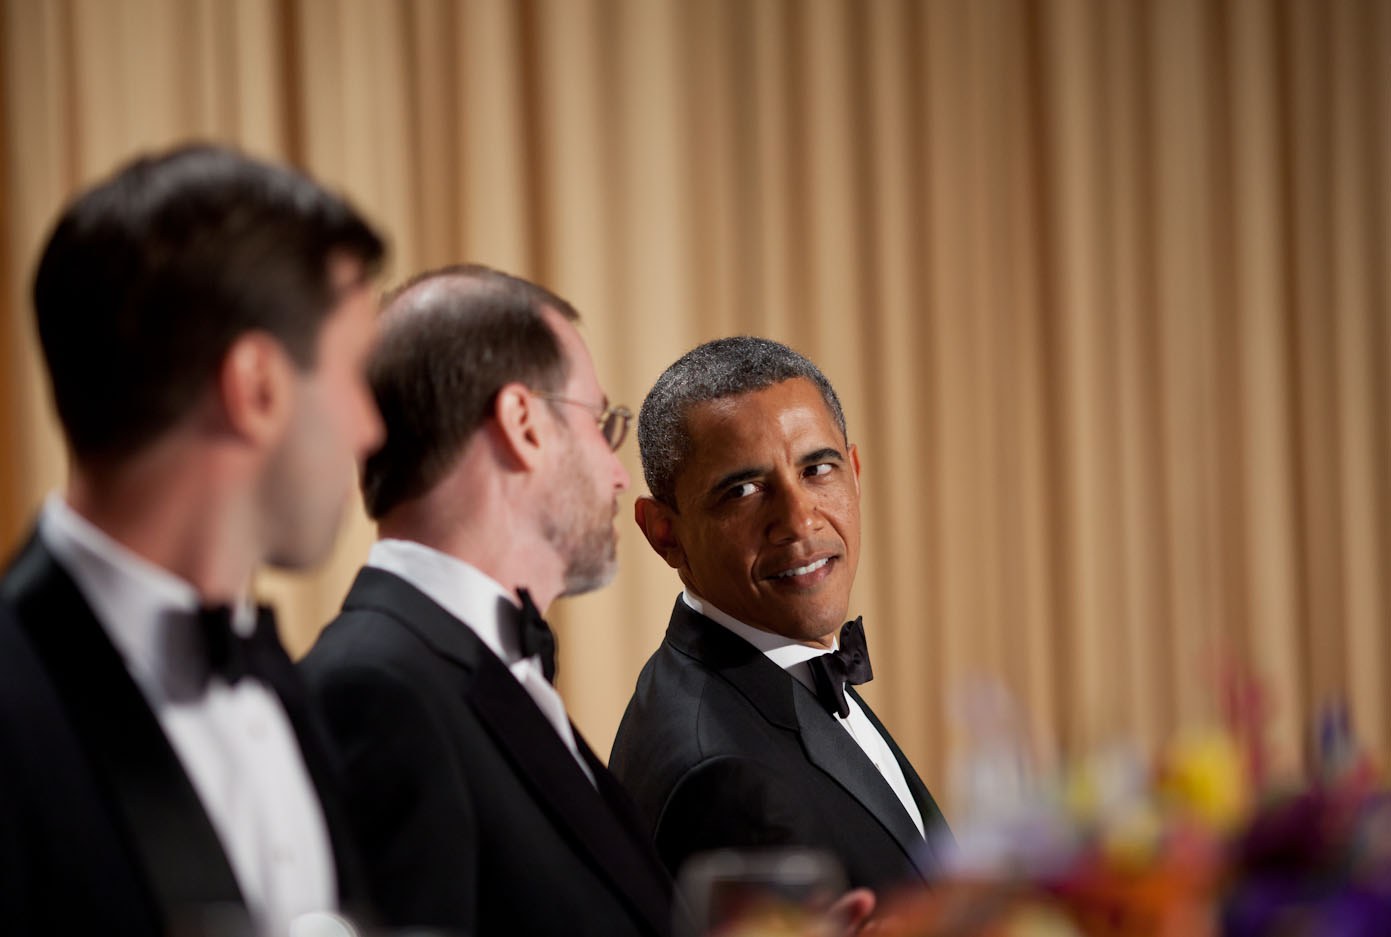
[705,447,844,499]
[708,466,765,498]
[799,447,845,466]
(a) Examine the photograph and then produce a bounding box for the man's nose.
[766,483,820,542]
[612,450,632,492]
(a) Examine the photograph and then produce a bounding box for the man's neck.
[377,502,566,614]
[682,589,838,651]
[67,455,257,603]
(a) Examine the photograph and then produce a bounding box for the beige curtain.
[3,0,1388,813]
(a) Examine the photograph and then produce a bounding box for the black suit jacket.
[610,598,950,894]
[0,533,368,936]
[298,566,675,937]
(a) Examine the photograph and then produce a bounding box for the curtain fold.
[3,0,1387,810]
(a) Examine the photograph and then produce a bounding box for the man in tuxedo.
[611,337,951,895]
[298,265,675,937]
[0,144,386,936]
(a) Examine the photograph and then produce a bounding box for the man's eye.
[725,482,758,500]
[805,463,833,478]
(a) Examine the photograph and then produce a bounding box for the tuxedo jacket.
[0,532,368,936]
[298,567,675,937]
[610,598,950,894]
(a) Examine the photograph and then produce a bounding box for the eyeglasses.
[532,392,633,451]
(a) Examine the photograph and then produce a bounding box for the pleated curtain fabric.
[2,0,1389,813]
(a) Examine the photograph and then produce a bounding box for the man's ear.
[491,382,546,471]
[217,331,294,448]
[848,442,861,493]
[634,496,686,570]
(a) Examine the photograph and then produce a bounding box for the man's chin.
[264,545,333,573]
[560,551,618,598]
[774,602,851,645]
[739,604,848,647]
[264,518,343,572]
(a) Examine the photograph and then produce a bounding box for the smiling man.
[611,336,950,895]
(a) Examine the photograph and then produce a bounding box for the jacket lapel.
[665,601,800,731]
[793,688,936,879]
[0,534,247,921]
[344,568,672,936]
[666,599,933,880]
[471,661,672,935]
[254,631,372,911]
[578,732,674,873]
[850,686,951,873]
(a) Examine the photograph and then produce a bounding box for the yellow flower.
[1158,727,1249,831]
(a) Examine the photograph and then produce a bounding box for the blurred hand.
[825,887,876,936]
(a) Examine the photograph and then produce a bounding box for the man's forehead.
[683,378,836,436]
[676,379,843,479]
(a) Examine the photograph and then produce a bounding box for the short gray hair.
[638,336,847,507]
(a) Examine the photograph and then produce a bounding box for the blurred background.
[1,0,1388,814]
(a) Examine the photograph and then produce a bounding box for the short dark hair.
[361,264,580,519]
[638,336,848,507]
[32,143,386,463]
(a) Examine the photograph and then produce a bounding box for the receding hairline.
[379,271,481,324]
[381,265,581,324]
[376,275,585,391]
[360,264,585,518]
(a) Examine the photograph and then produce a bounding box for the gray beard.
[538,470,618,598]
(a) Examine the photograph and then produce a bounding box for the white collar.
[38,493,215,700]
[368,539,526,664]
[682,589,836,672]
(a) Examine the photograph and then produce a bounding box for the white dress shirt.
[38,495,337,937]
[683,590,926,838]
[367,538,596,786]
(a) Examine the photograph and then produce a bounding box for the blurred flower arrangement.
[874,672,1391,937]
[714,669,1391,937]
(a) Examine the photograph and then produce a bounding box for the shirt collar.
[368,539,527,664]
[39,493,210,700]
[682,589,836,672]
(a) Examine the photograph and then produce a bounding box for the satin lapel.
[577,733,676,929]
[0,535,246,918]
[343,567,489,671]
[791,688,933,879]
[346,569,670,936]
[580,733,667,867]
[849,686,950,875]
[254,635,370,910]
[469,659,670,936]
[664,600,799,730]
[666,599,931,880]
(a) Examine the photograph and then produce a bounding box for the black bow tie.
[516,588,557,683]
[198,604,282,686]
[807,617,873,719]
